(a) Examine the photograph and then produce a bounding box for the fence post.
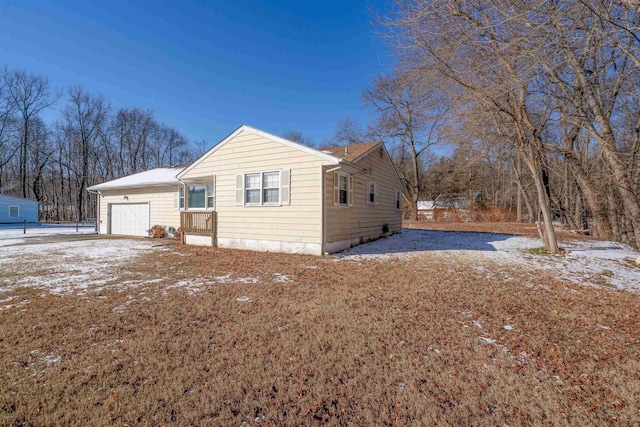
[23,219,26,234]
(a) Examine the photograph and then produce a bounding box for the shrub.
[147,225,168,238]
[173,227,183,241]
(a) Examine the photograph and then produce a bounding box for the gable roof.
[321,141,382,163]
[87,166,186,191]
[324,141,404,189]
[178,125,342,179]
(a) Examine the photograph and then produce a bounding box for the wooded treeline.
[0,67,200,222]
[335,0,640,253]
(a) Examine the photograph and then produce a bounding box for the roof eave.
[87,182,180,192]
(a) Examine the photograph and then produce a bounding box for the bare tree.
[0,71,18,190]
[363,70,448,221]
[3,68,59,198]
[61,86,109,221]
[282,130,315,148]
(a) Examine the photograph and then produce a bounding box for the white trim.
[8,205,19,218]
[217,237,322,255]
[185,180,215,211]
[334,171,351,207]
[350,142,382,164]
[177,125,341,179]
[242,169,282,206]
[366,181,378,205]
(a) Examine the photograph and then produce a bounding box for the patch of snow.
[0,239,161,296]
[236,296,251,302]
[335,229,640,292]
[42,353,61,365]
[0,223,95,240]
[479,336,497,345]
[214,273,259,284]
[504,325,513,330]
[472,320,483,329]
[273,273,292,283]
[479,335,511,355]
[0,238,25,247]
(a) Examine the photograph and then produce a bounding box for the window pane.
[263,172,280,188]
[9,206,18,218]
[188,185,206,208]
[245,174,260,189]
[178,186,184,209]
[339,175,348,190]
[246,189,260,204]
[207,196,214,208]
[340,189,348,205]
[263,188,279,204]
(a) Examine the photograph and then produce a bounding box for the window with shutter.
[334,172,352,207]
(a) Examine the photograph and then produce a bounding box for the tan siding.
[98,186,180,232]
[181,129,334,245]
[325,145,403,244]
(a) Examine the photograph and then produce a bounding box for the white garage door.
[110,203,149,237]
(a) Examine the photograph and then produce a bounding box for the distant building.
[417,193,481,221]
[0,194,39,224]
[417,200,435,220]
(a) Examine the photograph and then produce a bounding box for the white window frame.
[174,185,186,210]
[366,181,378,205]
[395,190,402,211]
[334,171,353,207]
[184,177,215,211]
[244,170,281,206]
[9,205,19,218]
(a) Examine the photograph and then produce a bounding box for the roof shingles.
[321,141,381,163]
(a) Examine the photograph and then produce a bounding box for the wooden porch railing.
[180,211,216,243]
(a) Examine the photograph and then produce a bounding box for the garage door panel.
[110,203,149,236]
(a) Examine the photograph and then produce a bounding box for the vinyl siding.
[98,186,180,233]
[180,129,334,244]
[0,195,38,223]
[325,145,402,244]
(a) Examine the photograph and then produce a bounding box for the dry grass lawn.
[1,226,639,426]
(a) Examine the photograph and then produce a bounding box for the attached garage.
[87,167,184,236]
[109,203,149,236]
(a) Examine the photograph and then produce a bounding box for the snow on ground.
[0,223,95,245]
[0,239,162,300]
[337,229,640,292]
[2,228,639,307]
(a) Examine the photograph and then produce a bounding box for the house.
[0,194,39,224]
[417,200,435,220]
[88,125,403,255]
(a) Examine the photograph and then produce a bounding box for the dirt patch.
[1,239,639,425]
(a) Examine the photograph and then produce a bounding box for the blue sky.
[0,0,394,147]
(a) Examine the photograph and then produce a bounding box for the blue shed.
[0,194,39,224]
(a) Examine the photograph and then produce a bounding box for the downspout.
[321,166,326,255]
[87,189,102,234]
